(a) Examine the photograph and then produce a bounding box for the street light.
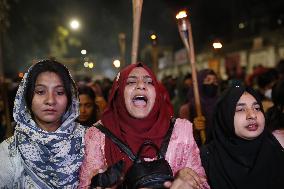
[88,62,94,69]
[213,42,222,49]
[70,19,80,30]
[84,62,89,68]
[238,22,245,29]
[81,49,87,55]
[212,41,222,76]
[150,34,157,40]
[149,33,158,74]
[113,59,121,68]
[150,34,158,45]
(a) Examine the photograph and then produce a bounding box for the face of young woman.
[234,92,265,140]
[78,94,94,122]
[31,71,68,132]
[124,67,156,119]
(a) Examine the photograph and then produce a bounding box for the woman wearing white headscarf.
[0,60,85,188]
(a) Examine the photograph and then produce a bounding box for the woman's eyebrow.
[236,102,259,107]
[252,102,259,105]
[54,85,65,89]
[127,75,151,79]
[236,102,246,106]
[127,75,137,79]
[35,84,45,87]
[143,75,152,79]
[35,84,64,88]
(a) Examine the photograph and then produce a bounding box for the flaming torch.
[176,10,206,144]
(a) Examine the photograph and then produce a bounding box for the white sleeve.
[0,139,19,188]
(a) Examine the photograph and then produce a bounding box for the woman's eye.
[236,108,245,112]
[86,104,93,108]
[35,90,44,95]
[57,91,65,95]
[127,81,136,85]
[55,86,66,95]
[144,79,153,85]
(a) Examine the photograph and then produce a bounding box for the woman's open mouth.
[132,95,148,107]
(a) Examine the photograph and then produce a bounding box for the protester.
[255,68,278,112]
[171,73,193,117]
[101,77,113,103]
[266,79,284,148]
[179,69,219,145]
[201,85,284,189]
[79,62,209,188]
[0,60,85,188]
[77,85,99,127]
[87,80,108,113]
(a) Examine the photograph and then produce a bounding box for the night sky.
[2,0,284,78]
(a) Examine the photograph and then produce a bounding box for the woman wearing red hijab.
[79,63,209,189]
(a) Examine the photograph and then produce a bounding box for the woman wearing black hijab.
[200,85,284,189]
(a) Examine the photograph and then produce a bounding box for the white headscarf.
[10,61,85,188]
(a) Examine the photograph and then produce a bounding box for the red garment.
[101,63,173,171]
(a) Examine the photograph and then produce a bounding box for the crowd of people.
[0,59,283,188]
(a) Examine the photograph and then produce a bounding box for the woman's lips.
[246,123,258,131]
[43,109,56,114]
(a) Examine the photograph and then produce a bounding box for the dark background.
[1,0,284,78]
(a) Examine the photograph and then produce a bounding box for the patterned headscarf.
[10,60,85,188]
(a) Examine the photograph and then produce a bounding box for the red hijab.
[101,63,173,171]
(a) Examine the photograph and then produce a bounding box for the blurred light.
[277,19,282,25]
[70,19,80,30]
[150,34,157,40]
[176,11,187,19]
[57,26,69,37]
[113,59,121,68]
[238,22,245,29]
[213,42,222,49]
[88,62,94,69]
[84,57,89,61]
[81,49,87,55]
[18,72,24,78]
[84,62,89,67]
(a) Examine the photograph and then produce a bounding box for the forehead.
[128,67,151,77]
[204,74,217,81]
[35,71,63,84]
[79,94,93,102]
[237,92,257,104]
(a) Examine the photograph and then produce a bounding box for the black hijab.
[201,85,284,189]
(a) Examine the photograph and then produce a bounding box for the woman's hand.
[163,168,206,189]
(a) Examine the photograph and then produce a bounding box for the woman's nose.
[80,106,86,113]
[136,79,145,90]
[246,108,257,119]
[46,92,56,105]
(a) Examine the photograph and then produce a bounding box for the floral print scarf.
[10,64,85,188]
